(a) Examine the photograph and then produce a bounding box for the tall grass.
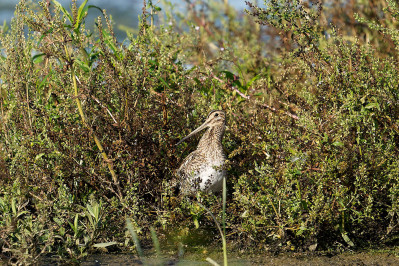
[1,0,399,264]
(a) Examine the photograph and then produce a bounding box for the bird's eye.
[214,113,219,117]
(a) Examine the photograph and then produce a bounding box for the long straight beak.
[176,121,209,146]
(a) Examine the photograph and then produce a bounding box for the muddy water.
[79,252,399,266]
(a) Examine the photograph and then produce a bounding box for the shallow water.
[76,252,399,266]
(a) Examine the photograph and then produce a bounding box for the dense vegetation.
[1,0,399,264]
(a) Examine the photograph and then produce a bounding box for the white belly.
[178,149,227,193]
[190,165,226,193]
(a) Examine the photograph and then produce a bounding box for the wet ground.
[78,252,399,266]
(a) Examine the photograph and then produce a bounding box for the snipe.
[176,110,227,193]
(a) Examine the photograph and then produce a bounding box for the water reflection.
[1,0,141,40]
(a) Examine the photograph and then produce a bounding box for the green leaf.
[16,210,30,218]
[32,53,46,64]
[75,0,89,30]
[75,58,90,73]
[159,77,171,89]
[1,20,9,32]
[246,74,260,88]
[342,232,355,247]
[194,218,199,229]
[93,241,118,248]
[11,198,16,215]
[34,153,45,161]
[365,102,379,110]
[332,141,344,147]
[74,213,79,232]
[101,29,122,60]
[51,0,72,23]
[88,5,103,13]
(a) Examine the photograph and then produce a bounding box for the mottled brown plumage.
[176,110,227,193]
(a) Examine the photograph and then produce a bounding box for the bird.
[176,110,227,193]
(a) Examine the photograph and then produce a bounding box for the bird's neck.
[197,124,225,152]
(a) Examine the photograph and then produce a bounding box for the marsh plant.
[1,0,399,264]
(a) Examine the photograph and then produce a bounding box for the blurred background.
[0,0,249,40]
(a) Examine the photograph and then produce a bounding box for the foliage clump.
[1,0,399,264]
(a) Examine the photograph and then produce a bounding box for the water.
[41,252,399,265]
[0,0,250,39]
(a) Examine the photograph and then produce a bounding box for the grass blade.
[126,218,143,257]
[222,176,228,266]
[150,226,161,256]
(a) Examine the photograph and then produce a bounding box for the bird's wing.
[177,150,208,192]
[177,150,207,178]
